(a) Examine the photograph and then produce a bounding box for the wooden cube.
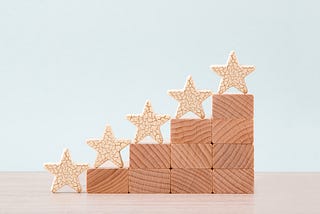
[212,94,254,119]
[213,144,254,168]
[212,119,253,144]
[87,168,128,193]
[171,144,212,168]
[171,169,213,193]
[170,119,211,144]
[129,169,170,193]
[213,169,254,194]
[130,144,170,169]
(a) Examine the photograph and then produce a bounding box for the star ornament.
[127,100,170,144]
[87,125,131,168]
[168,76,212,119]
[211,51,255,94]
[44,149,88,193]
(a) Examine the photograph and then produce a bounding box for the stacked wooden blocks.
[129,144,171,193]
[170,119,213,193]
[212,94,254,194]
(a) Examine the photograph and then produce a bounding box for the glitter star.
[127,100,170,144]
[44,149,88,193]
[87,125,131,168]
[211,51,255,94]
[168,76,212,119]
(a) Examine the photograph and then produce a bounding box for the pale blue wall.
[0,0,319,171]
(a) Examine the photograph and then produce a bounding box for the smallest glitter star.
[211,51,255,94]
[168,75,212,119]
[87,125,131,168]
[44,149,88,193]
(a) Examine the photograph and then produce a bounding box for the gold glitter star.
[211,51,255,94]
[44,149,88,193]
[127,100,170,144]
[87,125,130,168]
[168,76,212,119]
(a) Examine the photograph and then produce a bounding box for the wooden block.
[213,144,254,168]
[87,168,128,194]
[213,169,254,194]
[212,94,254,119]
[171,144,212,168]
[130,144,170,169]
[212,119,253,144]
[171,169,213,193]
[170,119,211,144]
[129,169,170,193]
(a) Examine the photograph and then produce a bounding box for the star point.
[44,149,88,193]
[87,125,131,168]
[127,100,170,144]
[211,51,255,94]
[168,76,212,119]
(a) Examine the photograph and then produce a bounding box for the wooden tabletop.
[0,172,319,213]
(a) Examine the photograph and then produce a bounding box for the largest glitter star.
[211,51,255,94]
[168,76,212,119]
[44,149,88,193]
[87,125,131,168]
[127,100,170,144]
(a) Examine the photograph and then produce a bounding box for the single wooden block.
[171,144,212,168]
[129,169,170,193]
[213,144,254,168]
[171,169,213,193]
[170,119,211,144]
[212,94,254,119]
[212,119,253,144]
[213,169,254,194]
[130,144,170,169]
[87,168,128,194]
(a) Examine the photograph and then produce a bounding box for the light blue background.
[0,0,319,171]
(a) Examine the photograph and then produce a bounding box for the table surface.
[0,172,319,213]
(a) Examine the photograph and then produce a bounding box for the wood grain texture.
[130,144,170,169]
[170,119,211,144]
[171,169,213,194]
[213,144,254,168]
[171,144,212,168]
[212,94,254,119]
[213,169,254,194]
[212,119,253,144]
[129,169,170,193]
[87,168,128,193]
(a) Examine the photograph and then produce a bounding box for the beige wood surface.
[0,172,320,213]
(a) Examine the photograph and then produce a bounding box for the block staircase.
[86,94,254,194]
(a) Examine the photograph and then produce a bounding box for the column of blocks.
[87,169,129,193]
[129,144,171,193]
[212,94,254,194]
[170,119,213,193]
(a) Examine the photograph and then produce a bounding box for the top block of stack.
[212,94,254,119]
